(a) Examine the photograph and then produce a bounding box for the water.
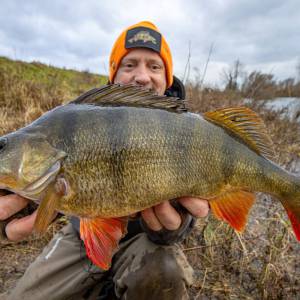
[262,97,300,122]
[261,97,300,172]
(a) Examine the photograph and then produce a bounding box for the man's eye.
[151,64,162,71]
[124,63,134,68]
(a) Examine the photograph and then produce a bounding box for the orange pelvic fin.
[80,217,128,270]
[204,107,275,160]
[210,190,255,232]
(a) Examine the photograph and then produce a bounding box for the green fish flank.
[0,85,300,269]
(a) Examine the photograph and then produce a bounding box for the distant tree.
[297,59,300,82]
[241,71,277,100]
[294,60,300,96]
[277,78,295,97]
[222,59,244,91]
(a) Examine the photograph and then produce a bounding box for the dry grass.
[0,57,300,299]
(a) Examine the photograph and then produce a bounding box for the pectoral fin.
[34,183,60,234]
[210,190,255,232]
[80,217,128,270]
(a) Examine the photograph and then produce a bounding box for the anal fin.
[210,190,255,232]
[80,217,128,270]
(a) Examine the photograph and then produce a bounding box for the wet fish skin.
[0,102,295,219]
[0,84,299,270]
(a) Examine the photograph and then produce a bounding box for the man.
[0,21,209,300]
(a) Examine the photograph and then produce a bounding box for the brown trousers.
[2,224,194,300]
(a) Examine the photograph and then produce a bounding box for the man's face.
[113,48,167,96]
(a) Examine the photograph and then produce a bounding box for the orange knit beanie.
[109,21,173,87]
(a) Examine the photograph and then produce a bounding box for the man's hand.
[141,197,209,231]
[0,192,37,241]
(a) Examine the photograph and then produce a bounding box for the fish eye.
[0,138,7,153]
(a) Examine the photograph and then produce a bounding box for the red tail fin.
[286,209,300,241]
[281,179,300,241]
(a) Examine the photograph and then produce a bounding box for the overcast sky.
[0,0,299,86]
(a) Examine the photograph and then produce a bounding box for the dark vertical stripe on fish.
[107,108,130,191]
[220,132,237,184]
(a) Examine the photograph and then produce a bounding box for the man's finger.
[178,197,209,218]
[6,210,37,241]
[0,194,29,220]
[141,207,163,231]
[154,201,181,230]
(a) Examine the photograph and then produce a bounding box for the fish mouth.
[19,161,61,200]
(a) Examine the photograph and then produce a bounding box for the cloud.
[0,0,299,85]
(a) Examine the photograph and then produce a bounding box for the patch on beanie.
[125,27,161,52]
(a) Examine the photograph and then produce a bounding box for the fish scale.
[0,84,299,270]
[37,106,273,215]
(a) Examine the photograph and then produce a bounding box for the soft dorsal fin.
[70,84,187,113]
[204,107,275,160]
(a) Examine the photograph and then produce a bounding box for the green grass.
[0,56,107,100]
[0,56,108,134]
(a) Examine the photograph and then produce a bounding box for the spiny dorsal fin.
[70,84,187,113]
[204,107,275,160]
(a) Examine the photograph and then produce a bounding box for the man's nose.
[134,66,151,85]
